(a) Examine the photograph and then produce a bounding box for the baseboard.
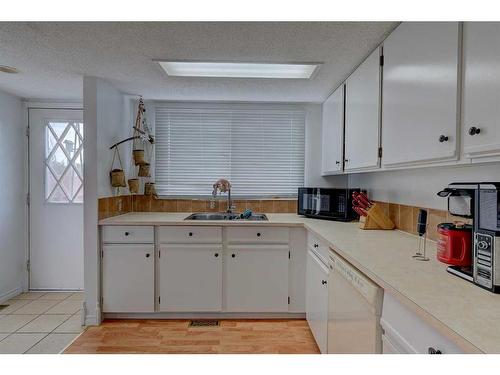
[104,312,306,320]
[84,314,99,326]
[0,286,22,304]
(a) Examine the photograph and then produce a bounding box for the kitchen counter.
[99,212,500,353]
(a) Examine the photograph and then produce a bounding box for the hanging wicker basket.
[144,182,157,197]
[110,169,126,187]
[109,147,127,187]
[138,162,151,177]
[128,178,140,194]
[133,149,146,165]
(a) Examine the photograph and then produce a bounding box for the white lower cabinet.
[102,244,155,313]
[225,245,289,312]
[306,249,329,353]
[159,245,223,312]
[381,292,464,354]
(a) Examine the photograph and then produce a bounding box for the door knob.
[314,244,319,248]
[321,280,327,285]
[256,232,261,237]
[124,232,130,236]
[214,253,219,258]
[439,135,449,143]
[145,253,150,258]
[335,161,340,165]
[468,126,481,136]
[188,232,193,237]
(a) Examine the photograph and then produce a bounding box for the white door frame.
[24,102,82,291]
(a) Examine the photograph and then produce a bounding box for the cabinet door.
[159,245,222,312]
[102,244,154,312]
[322,84,345,175]
[306,249,329,354]
[225,245,289,312]
[344,48,381,171]
[382,22,460,166]
[463,22,500,159]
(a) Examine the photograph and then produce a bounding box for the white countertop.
[99,212,500,353]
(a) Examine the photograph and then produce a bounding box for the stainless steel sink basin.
[184,212,268,221]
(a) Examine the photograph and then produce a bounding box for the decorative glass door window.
[45,121,84,203]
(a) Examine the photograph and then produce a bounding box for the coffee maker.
[438,182,500,293]
[474,183,500,293]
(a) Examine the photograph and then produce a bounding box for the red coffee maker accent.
[436,223,473,267]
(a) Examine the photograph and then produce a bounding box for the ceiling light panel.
[157,61,319,79]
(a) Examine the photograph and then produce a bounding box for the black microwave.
[297,187,360,221]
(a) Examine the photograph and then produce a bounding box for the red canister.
[436,223,473,266]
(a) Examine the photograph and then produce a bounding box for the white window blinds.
[155,103,305,197]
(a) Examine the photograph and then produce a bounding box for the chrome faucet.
[212,179,235,213]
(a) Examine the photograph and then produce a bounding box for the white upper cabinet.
[462,22,500,159]
[344,48,382,171]
[321,84,345,175]
[382,22,460,167]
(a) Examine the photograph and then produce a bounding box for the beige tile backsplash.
[98,195,469,242]
[373,201,472,241]
[98,195,298,220]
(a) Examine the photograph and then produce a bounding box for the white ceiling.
[0,22,398,102]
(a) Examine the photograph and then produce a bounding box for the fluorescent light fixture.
[157,61,320,79]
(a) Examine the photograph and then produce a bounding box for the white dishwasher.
[327,250,384,353]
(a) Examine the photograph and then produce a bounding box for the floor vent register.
[189,320,220,327]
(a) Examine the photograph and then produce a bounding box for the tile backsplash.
[98,195,297,220]
[98,195,469,242]
[374,201,472,242]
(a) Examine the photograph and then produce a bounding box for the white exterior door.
[29,108,84,290]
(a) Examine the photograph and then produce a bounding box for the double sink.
[185,212,268,221]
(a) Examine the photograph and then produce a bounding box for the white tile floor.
[0,292,85,354]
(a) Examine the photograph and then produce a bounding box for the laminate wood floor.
[64,319,320,354]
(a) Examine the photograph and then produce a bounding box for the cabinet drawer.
[158,226,222,243]
[226,227,289,244]
[307,231,329,265]
[381,292,464,354]
[101,226,154,243]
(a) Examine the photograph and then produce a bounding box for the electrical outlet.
[209,200,216,209]
[117,200,123,211]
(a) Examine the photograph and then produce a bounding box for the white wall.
[83,77,129,325]
[97,88,131,198]
[349,163,500,210]
[304,103,348,188]
[0,89,26,302]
